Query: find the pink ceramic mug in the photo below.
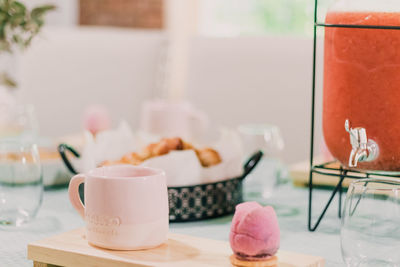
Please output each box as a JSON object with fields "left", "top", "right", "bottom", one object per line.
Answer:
{"left": 68, "top": 165, "right": 169, "bottom": 250}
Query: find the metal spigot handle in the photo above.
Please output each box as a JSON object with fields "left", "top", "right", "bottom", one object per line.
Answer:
{"left": 344, "top": 119, "right": 351, "bottom": 133}
{"left": 345, "top": 119, "right": 379, "bottom": 168}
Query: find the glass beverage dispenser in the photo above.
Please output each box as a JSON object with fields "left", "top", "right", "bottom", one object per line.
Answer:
{"left": 321, "top": 0, "right": 400, "bottom": 171}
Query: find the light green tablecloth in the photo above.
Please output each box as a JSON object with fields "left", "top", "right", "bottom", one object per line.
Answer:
{"left": 1, "top": 184, "right": 344, "bottom": 266}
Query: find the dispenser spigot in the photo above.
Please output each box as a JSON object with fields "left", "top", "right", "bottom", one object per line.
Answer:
{"left": 345, "top": 119, "right": 379, "bottom": 168}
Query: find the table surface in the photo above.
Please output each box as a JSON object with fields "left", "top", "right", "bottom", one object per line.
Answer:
{"left": 1, "top": 184, "right": 345, "bottom": 267}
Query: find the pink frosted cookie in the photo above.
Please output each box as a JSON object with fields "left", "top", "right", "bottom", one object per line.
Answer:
{"left": 229, "top": 202, "right": 280, "bottom": 267}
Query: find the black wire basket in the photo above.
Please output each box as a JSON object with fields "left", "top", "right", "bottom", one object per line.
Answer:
{"left": 58, "top": 144, "right": 263, "bottom": 222}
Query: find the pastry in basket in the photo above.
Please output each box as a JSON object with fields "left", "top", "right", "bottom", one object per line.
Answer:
{"left": 140, "top": 137, "right": 184, "bottom": 159}
{"left": 102, "top": 137, "right": 222, "bottom": 168}
{"left": 229, "top": 202, "right": 280, "bottom": 267}
{"left": 119, "top": 152, "right": 143, "bottom": 165}
{"left": 195, "top": 148, "right": 221, "bottom": 167}
{"left": 38, "top": 148, "right": 61, "bottom": 161}
{"left": 2, "top": 148, "right": 60, "bottom": 162}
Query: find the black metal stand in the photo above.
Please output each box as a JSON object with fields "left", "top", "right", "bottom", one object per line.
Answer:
{"left": 308, "top": 0, "right": 400, "bottom": 232}
{"left": 307, "top": 161, "right": 400, "bottom": 231}
{"left": 308, "top": 166, "right": 345, "bottom": 231}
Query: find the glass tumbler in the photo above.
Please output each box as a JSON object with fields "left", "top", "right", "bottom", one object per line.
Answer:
{"left": 341, "top": 178, "right": 400, "bottom": 266}
{"left": 238, "top": 124, "right": 285, "bottom": 199}
{"left": 0, "top": 141, "right": 43, "bottom": 226}
{"left": 0, "top": 104, "right": 39, "bottom": 141}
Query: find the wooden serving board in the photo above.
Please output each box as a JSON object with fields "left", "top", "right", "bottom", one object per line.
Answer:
{"left": 28, "top": 228, "right": 325, "bottom": 267}
{"left": 290, "top": 160, "right": 354, "bottom": 188}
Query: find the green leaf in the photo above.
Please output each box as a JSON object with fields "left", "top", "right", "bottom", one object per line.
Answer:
{"left": 11, "top": 33, "right": 21, "bottom": 44}
{"left": 32, "top": 17, "right": 43, "bottom": 28}
{"left": 24, "top": 22, "right": 36, "bottom": 33}
{"left": 0, "top": 12, "right": 8, "bottom": 23}
{"left": 0, "top": 1, "right": 56, "bottom": 54}
{"left": 0, "top": 40, "right": 10, "bottom": 51}
{"left": 31, "top": 5, "right": 56, "bottom": 18}
{"left": 0, "top": 23, "right": 5, "bottom": 39}
{"left": 0, "top": 71, "right": 17, "bottom": 88}
{"left": 10, "top": 1, "right": 25, "bottom": 15}
{"left": 10, "top": 13, "right": 24, "bottom": 27}
{"left": 23, "top": 34, "right": 32, "bottom": 47}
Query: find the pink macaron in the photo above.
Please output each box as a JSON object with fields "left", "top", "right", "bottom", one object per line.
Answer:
{"left": 229, "top": 202, "right": 280, "bottom": 260}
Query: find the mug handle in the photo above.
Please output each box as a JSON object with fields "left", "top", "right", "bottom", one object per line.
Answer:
{"left": 68, "top": 174, "right": 86, "bottom": 219}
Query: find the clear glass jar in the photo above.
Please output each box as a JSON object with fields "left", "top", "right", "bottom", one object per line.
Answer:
{"left": 238, "top": 124, "right": 285, "bottom": 199}
{"left": 321, "top": 0, "right": 400, "bottom": 171}
{"left": 0, "top": 103, "right": 39, "bottom": 142}
{"left": 0, "top": 141, "right": 43, "bottom": 226}
{"left": 341, "top": 178, "right": 400, "bottom": 266}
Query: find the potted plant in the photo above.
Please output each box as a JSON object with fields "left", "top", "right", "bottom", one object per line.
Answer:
{"left": 0, "top": 0, "right": 55, "bottom": 89}
{"left": 0, "top": 0, "right": 55, "bottom": 139}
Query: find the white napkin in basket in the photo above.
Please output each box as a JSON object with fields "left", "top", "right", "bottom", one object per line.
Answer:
{"left": 142, "top": 129, "right": 243, "bottom": 186}
{"left": 77, "top": 124, "right": 243, "bottom": 186}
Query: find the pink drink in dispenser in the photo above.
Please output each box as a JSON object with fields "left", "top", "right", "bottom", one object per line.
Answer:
{"left": 323, "top": 1, "right": 400, "bottom": 171}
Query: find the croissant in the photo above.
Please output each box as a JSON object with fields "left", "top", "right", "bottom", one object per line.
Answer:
{"left": 196, "top": 148, "right": 222, "bottom": 167}
{"left": 101, "top": 137, "right": 221, "bottom": 168}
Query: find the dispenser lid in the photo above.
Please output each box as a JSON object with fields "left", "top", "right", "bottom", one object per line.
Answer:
{"left": 331, "top": 0, "right": 400, "bottom": 12}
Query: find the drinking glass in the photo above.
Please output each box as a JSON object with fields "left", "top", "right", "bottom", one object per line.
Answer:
{"left": 0, "top": 141, "right": 43, "bottom": 226}
{"left": 238, "top": 124, "right": 285, "bottom": 199}
{"left": 341, "top": 178, "right": 400, "bottom": 266}
{"left": 0, "top": 104, "right": 39, "bottom": 141}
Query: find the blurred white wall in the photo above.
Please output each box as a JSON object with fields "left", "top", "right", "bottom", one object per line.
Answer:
{"left": 12, "top": 0, "right": 321, "bottom": 163}
{"left": 16, "top": 28, "right": 319, "bottom": 163}
{"left": 19, "top": 27, "right": 165, "bottom": 137}
{"left": 186, "top": 36, "right": 317, "bottom": 163}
